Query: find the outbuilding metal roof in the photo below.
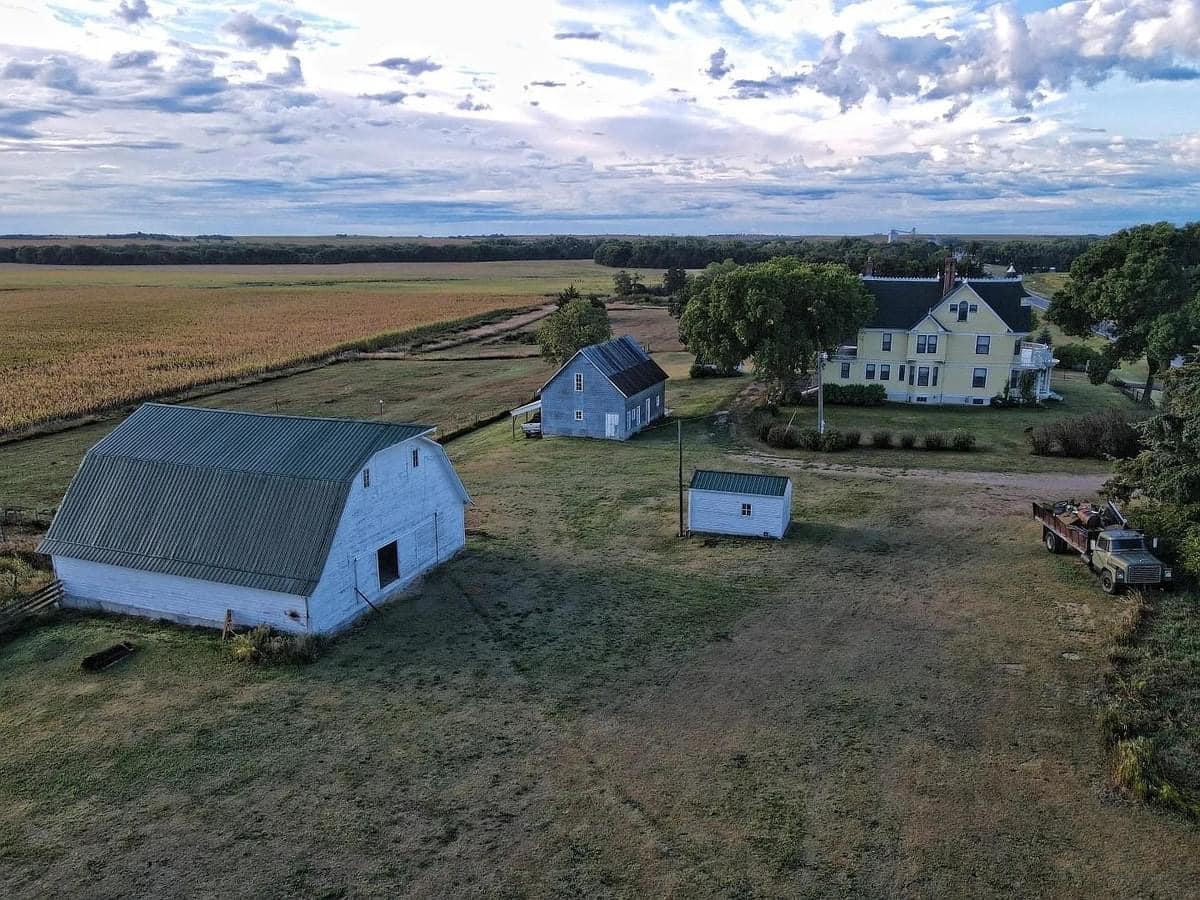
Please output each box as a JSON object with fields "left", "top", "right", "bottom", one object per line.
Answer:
{"left": 39, "top": 404, "right": 434, "bottom": 596}
{"left": 690, "top": 469, "right": 791, "bottom": 497}
{"left": 543, "top": 335, "right": 669, "bottom": 398}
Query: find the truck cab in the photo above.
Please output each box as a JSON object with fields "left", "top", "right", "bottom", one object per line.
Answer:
{"left": 1089, "top": 528, "right": 1173, "bottom": 593}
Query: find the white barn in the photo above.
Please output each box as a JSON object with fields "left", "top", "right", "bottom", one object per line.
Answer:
{"left": 39, "top": 403, "right": 470, "bottom": 635}
{"left": 688, "top": 470, "right": 792, "bottom": 540}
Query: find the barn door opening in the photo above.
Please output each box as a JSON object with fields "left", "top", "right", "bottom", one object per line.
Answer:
{"left": 605, "top": 413, "right": 619, "bottom": 438}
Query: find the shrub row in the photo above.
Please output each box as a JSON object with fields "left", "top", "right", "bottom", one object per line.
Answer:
{"left": 688, "top": 362, "right": 742, "bottom": 379}
{"left": 790, "top": 383, "right": 887, "bottom": 407}
{"left": 1028, "top": 410, "right": 1141, "bottom": 459}
{"left": 759, "top": 423, "right": 975, "bottom": 452}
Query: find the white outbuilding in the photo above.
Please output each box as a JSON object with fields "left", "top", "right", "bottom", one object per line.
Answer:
{"left": 687, "top": 469, "right": 792, "bottom": 540}
{"left": 39, "top": 403, "right": 470, "bottom": 635}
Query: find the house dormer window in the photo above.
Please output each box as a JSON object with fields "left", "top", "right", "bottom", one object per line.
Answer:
{"left": 917, "top": 335, "right": 927, "bottom": 354}
{"left": 574, "top": 372, "right": 584, "bottom": 392}
{"left": 958, "top": 303, "right": 968, "bottom": 322}
{"left": 881, "top": 333, "right": 892, "bottom": 351}
{"left": 927, "top": 335, "right": 938, "bottom": 353}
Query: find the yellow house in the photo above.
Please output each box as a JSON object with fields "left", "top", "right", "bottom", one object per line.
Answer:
{"left": 830, "top": 275, "right": 1056, "bottom": 406}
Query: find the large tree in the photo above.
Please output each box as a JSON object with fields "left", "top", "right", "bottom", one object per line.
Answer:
{"left": 536, "top": 298, "right": 612, "bottom": 366}
{"left": 1048, "top": 222, "right": 1200, "bottom": 403}
{"left": 678, "top": 257, "right": 874, "bottom": 398}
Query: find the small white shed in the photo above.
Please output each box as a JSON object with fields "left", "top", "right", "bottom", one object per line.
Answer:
{"left": 39, "top": 403, "right": 471, "bottom": 635}
{"left": 688, "top": 469, "right": 792, "bottom": 540}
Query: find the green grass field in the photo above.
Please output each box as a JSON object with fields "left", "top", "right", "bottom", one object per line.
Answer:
{"left": 760, "top": 371, "right": 1140, "bottom": 473}
{"left": 4, "top": 364, "right": 1200, "bottom": 895}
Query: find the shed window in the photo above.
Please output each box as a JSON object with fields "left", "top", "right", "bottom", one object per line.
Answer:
{"left": 411, "top": 448, "right": 420, "bottom": 468}
{"left": 377, "top": 541, "right": 399, "bottom": 588}
{"left": 881, "top": 333, "right": 892, "bottom": 351}
{"left": 575, "top": 409, "right": 584, "bottom": 421}
{"left": 574, "top": 372, "right": 584, "bottom": 392}
{"left": 880, "top": 364, "right": 890, "bottom": 380}
{"left": 973, "top": 367, "right": 988, "bottom": 388}
{"left": 840, "top": 362, "right": 851, "bottom": 379}
{"left": 865, "top": 364, "right": 876, "bottom": 380}
{"left": 741, "top": 503, "right": 752, "bottom": 517}
{"left": 976, "top": 335, "right": 991, "bottom": 354}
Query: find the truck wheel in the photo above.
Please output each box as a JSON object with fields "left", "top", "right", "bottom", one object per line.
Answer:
{"left": 1100, "top": 570, "right": 1122, "bottom": 595}
{"left": 1044, "top": 530, "right": 1060, "bottom": 553}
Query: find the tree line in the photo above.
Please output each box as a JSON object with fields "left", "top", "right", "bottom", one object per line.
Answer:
{"left": 0, "top": 236, "right": 604, "bottom": 266}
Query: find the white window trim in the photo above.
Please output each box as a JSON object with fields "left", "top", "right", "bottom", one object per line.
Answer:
{"left": 740, "top": 503, "right": 752, "bottom": 517}
{"left": 574, "top": 409, "right": 584, "bottom": 421}
{"left": 574, "top": 372, "right": 584, "bottom": 392}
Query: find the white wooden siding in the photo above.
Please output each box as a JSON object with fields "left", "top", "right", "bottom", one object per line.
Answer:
{"left": 54, "top": 557, "right": 310, "bottom": 632}
{"left": 687, "top": 484, "right": 791, "bottom": 539}
{"left": 306, "top": 436, "right": 467, "bottom": 633}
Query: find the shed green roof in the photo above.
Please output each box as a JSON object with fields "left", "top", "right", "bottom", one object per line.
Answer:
{"left": 689, "top": 469, "right": 791, "bottom": 497}
{"left": 39, "top": 404, "right": 434, "bottom": 596}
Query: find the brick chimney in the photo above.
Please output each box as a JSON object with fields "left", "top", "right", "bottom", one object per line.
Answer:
{"left": 942, "top": 257, "right": 957, "bottom": 296}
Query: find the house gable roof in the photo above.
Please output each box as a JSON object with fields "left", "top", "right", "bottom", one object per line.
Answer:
{"left": 542, "top": 335, "right": 669, "bottom": 398}
{"left": 39, "top": 404, "right": 435, "bottom": 596}
{"left": 690, "top": 469, "right": 791, "bottom": 497}
{"left": 861, "top": 277, "right": 1032, "bottom": 333}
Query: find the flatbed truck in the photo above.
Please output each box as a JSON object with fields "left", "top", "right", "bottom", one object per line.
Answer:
{"left": 1033, "top": 500, "right": 1173, "bottom": 594}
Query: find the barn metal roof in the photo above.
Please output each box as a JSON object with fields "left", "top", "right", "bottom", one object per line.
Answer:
{"left": 39, "top": 403, "right": 434, "bottom": 596}
{"left": 690, "top": 469, "right": 791, "bottom": 497}
{"left": 542, "top": 335, "right": 668, "bottom": 398}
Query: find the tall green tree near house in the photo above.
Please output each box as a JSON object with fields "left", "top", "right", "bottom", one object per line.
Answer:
{"left": 536, "top": 298, "right": 612, "bottom": 367}
{"left": 678, "top": 257, "right": 874, "bottom": 399}
{"left": 1048, "top": 222, "right": 1200, "bottom": 404}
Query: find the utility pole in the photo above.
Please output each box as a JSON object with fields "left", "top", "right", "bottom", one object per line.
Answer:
{"left": 816, "top": 350, "right": 828, "bottom": 435}
{"left": 677, "top": 418, "right": 684, "bottom": 538}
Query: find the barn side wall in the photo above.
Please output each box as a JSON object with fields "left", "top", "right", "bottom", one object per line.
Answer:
{"left": 53, "top": 558, "right": 310, "bottom": 632}
{"left": 307, "top": 436, "right": 468, "bottom": 634}
{"left": 541, "top": 356, "right": 627, "bottom": 439}
{"left": 688, "top": 490, "right": 789, "bottom": 539}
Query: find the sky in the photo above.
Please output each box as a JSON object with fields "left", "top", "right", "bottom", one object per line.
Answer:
{"left": 0, "top": 0, "right": 1198, "bottom": 236}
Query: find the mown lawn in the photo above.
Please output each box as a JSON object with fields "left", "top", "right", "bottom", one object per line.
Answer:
{"left": 3, "top": 370, "right": 1200, "bottom": 896}
{"left": 762, "top": 371, "right": 1140, "bottom": 473}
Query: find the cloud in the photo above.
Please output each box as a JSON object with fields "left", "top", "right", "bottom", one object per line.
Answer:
{"left": 265, "top": 56, "right": 304, "bottom": 88}
{"left": 705, "top": 48, "right": 732, "bottom": 80}
{"left": 554, "top": 31, "right": 602, "bottom": 41}
{"left": 110, "top": 50, "right": 158, "bottom": 69}
{"left": 221, "top": 12, "right": 303, "bottom": 50}
{"left": 371, "top": 57, "right": 441, "bottom": 76}
{"left": 0, "top": 106, "right": 65, "bottom": 139}
{"left": 359, "top": 90, "right": 419, "bottom": 105}
{"left": 528, "top": 80, "right": 566, "bottom": 88}
{"left": 2, "top": 56, "right": 95, "bottom": 95}
{"left": 456, "top": 94, "right": 490, "bottom": 111}
{"left": 114, "top": 0, "right": 151, "bottom": 26}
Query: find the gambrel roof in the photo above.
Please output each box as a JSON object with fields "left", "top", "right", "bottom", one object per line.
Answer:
{"left": 861, "top": 277, "right": 1033, "bottom": 333}
{"left": 542, "top": 335, "right": 669, "bottom": 397}
{"left": 39, "top": 404, "right": 436, "bottom": 596}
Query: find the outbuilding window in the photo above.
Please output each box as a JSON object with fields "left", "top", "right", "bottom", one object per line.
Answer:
{"left": 377, "top": 541, "right": 399, "bottom": 588}
{"left": 411, "top": 448, "right": 420, "bottom": 468}
{"left": 574, "top": 372, "right": 584, "bottom": 392}
{"left": 741, "top": 503, "right": 752, "bottom": 517}
{"left": 575, "top": 409, "right": 584, "bottom": 421}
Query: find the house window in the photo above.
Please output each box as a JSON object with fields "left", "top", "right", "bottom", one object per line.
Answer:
{"left": 575, "top": 409, "right": 584, "bottom": 421}
{"left": 949, "top": 303, "right": 958, "bottom": 313}
{"left": 377, "top": 541, "right": 399, "bottom": 588}
{"left": 362, "top": 468, "right": 370, "bottom": 488}
{"left": 1010, "top": 369, "right": 1022, "bottom": 388}
{"left": 840, "top": 362, "right": 851, "bottom": 379}
{"left": 865, "top": 364, "right": 876, "bottom": 380}
{"left": 969, "top": 304, "right": 978, "bottom": 313}
{"left": 898, "top": 365, "right": 905, "bottom": 382}
{"left": 574, "top": 372, "right": 584, "bottom": 392}
{"left": 927, "top": 335, "right": 938, "bottom": 354}
{"left": 958, "top": 304, "right": 968, "bottom": 322}
{"left": 880, "top": 364, "right": 890, "bottom": 380}
{"left": 916, "top": 334, "right": 927, "bottom": 354}
{"left": 932, "top": 366, "right": 939, "bottom": 386}
{"left": 1014, "top": 339, "right": 1023, "bottom": 355}
{"left": 973, "top": 367, "right": 987, "bottom": 388}
{"left": 411, "top": 448, "right": 420, "bottom": 468}
{"left": 908, "top": 366, "right": 915, "bottom": 385}
{"left": 917, "top": 366, "right": 930, "bottom": 386}
{"left": 741, "top": 503, "right": 752, "bottom": 517}
{"left": 976, "top": 335, "right": 991, "bottom": 354}
{"left": 881, "top": 333, "right": 892, "bottom": 351}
